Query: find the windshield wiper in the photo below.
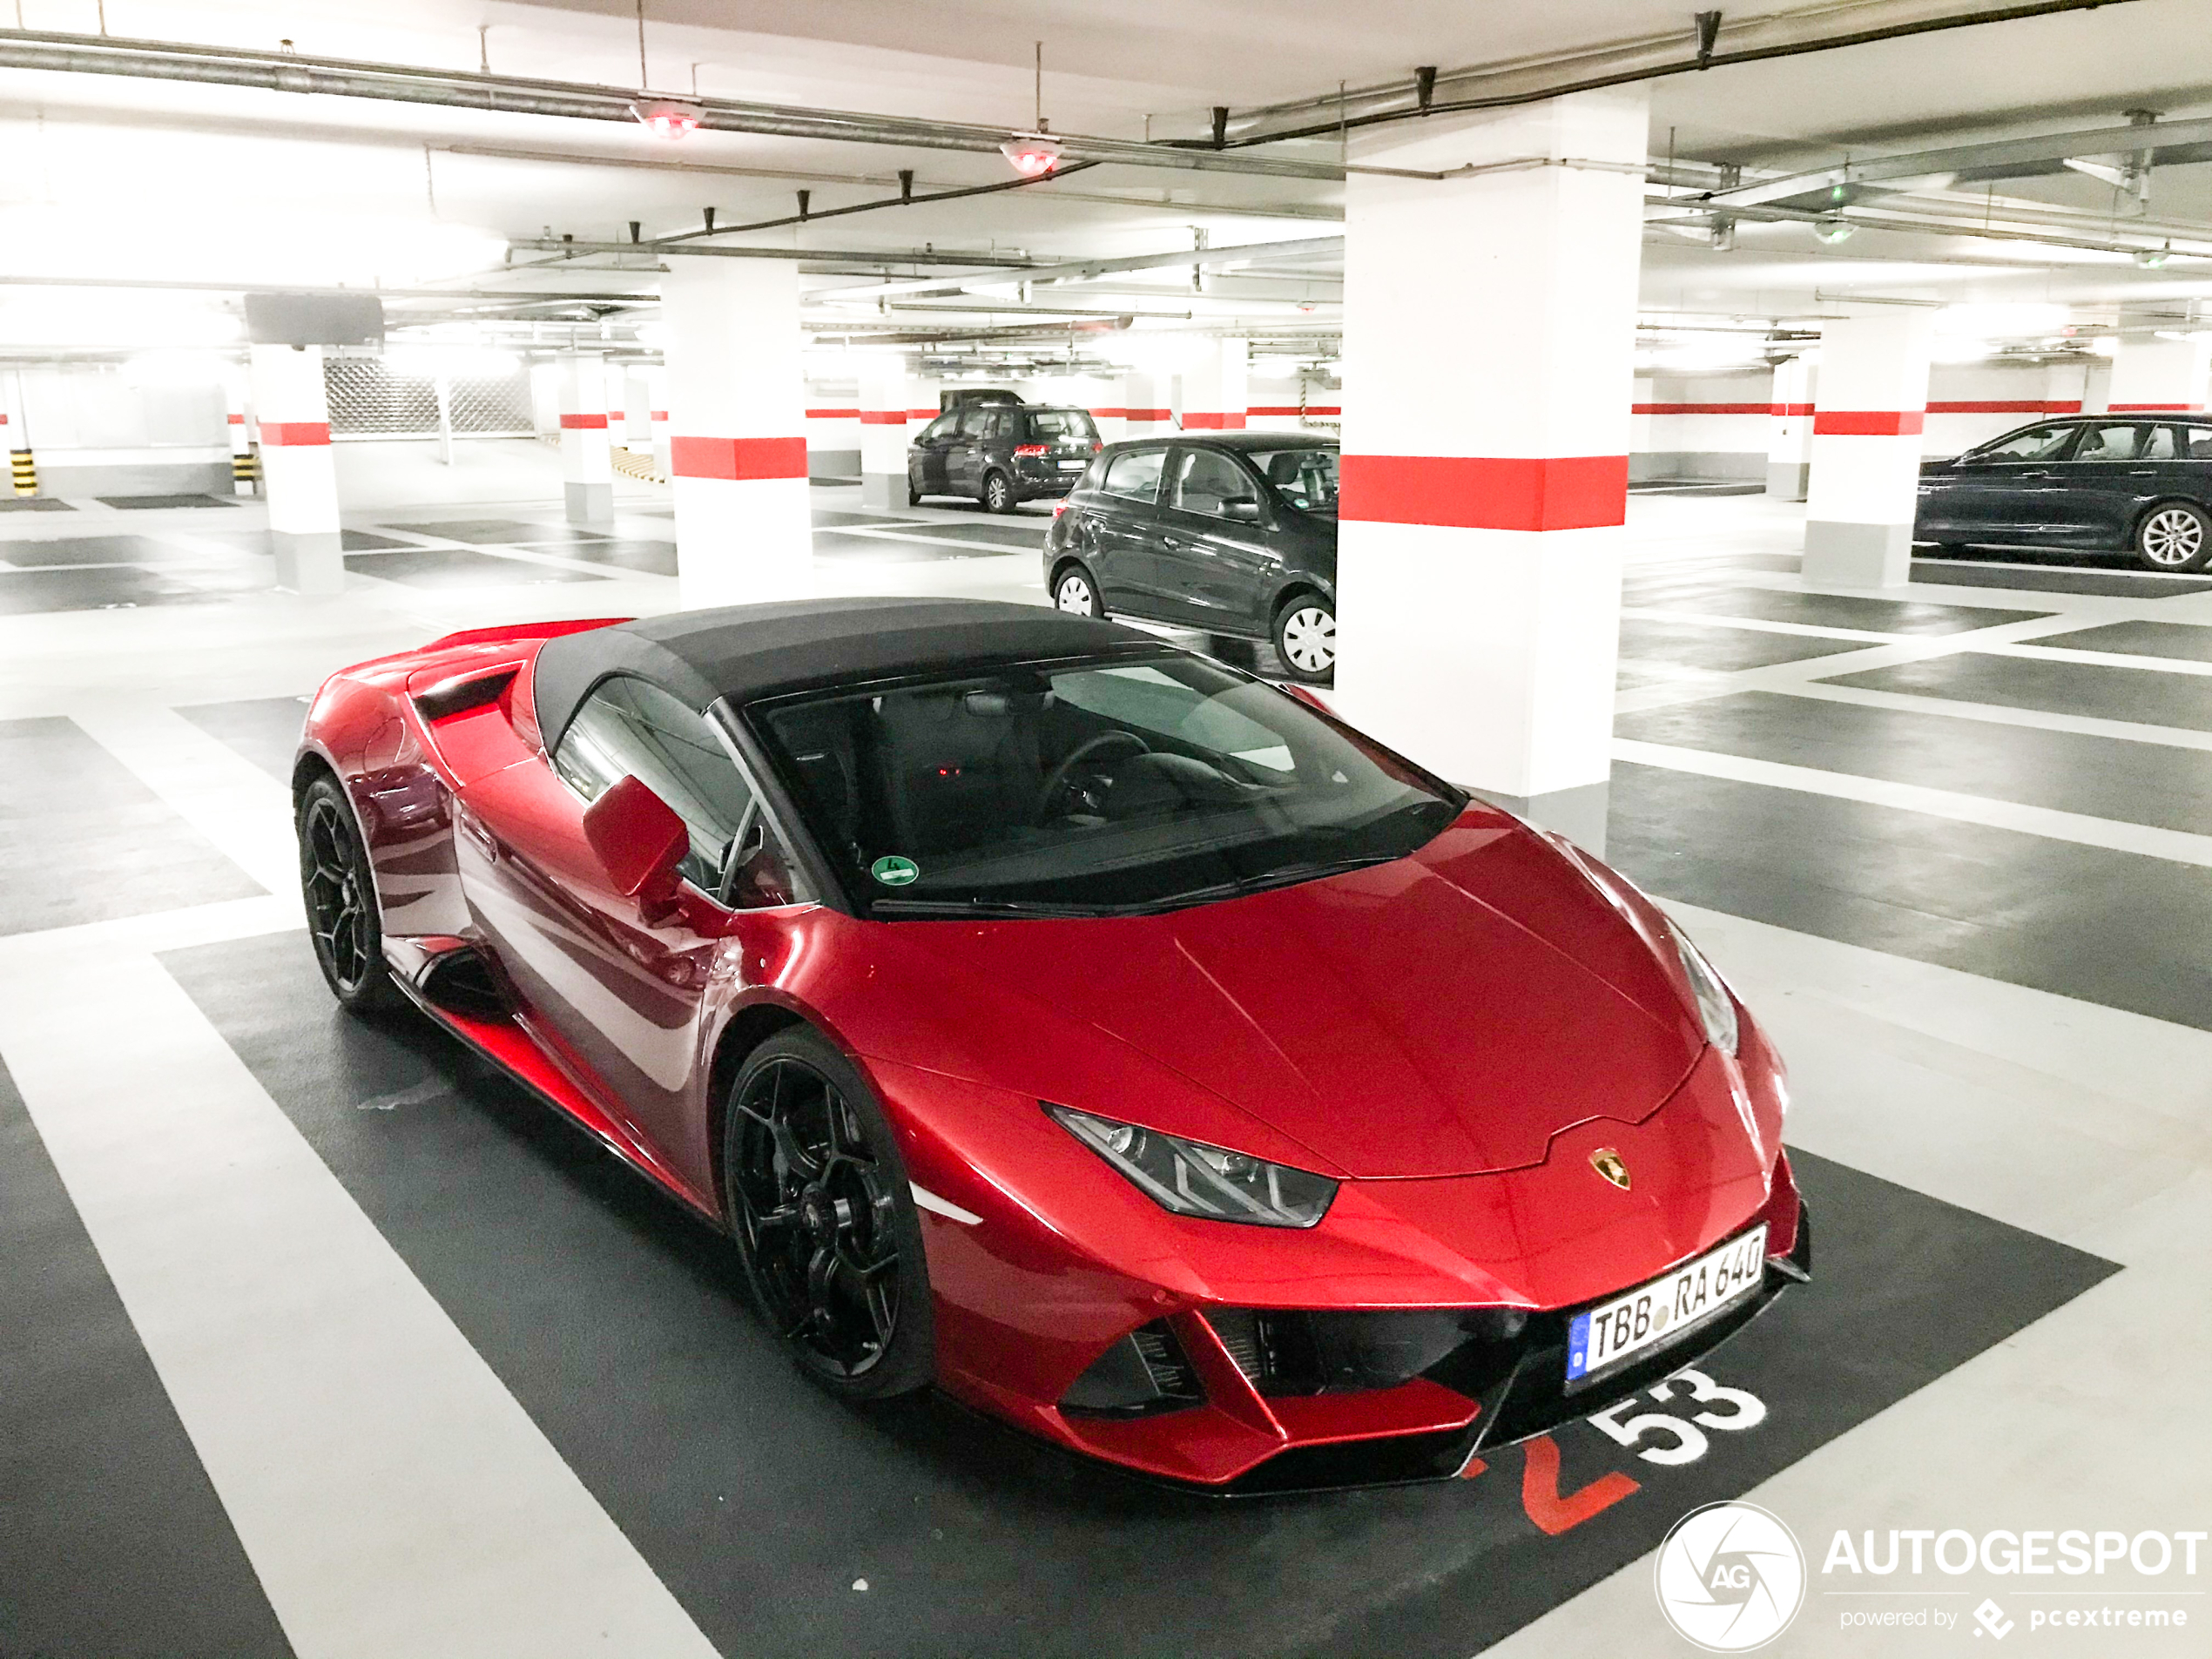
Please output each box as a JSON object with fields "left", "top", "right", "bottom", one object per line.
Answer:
{"left": 1145, "top": 853, "right": 1399, "bottom": 911}
{"left": 870, "top": 896, "right": 1110, "bottom": 919}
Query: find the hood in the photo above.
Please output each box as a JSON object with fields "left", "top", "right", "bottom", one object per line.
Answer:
{"left": 870, "top": 814, "right": 1707, "bottom": 1179}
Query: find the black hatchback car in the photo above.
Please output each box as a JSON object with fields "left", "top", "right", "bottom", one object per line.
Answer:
{"left": 1916, "top": 414, "right": 2212, "bottom": 570}
{"left": 1042, "top": 433, "right": 1339, "bottom": 681}
{"left": 907, "top": 405, "right": 1102, "bottom": 512}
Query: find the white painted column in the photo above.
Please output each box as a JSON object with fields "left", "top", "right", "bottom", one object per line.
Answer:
{"left": 1335, "top": 87, "right": 1647, "bottom": 853}
{"left": 2109, "top": 308, "right": 2210, "bottom": 414}
{"left": 1181, "top": 338, "right": 1250, "bottom": 430}
{"left": 647, "top": 368, "right": 671, "bottom": 479}
{"left": 1803, "top": 311, "right": 1934, "bottom": 588}
{"left": 664, "top": 260, "right": 811, "bottom": 608}
{"left": 219, "top": 365, "right": 257, "bottom": 496}
{"left": 1765, "top": 353, "right": 1818, "bottom": 500}
{"left": 1121, "top": 372, "right": 1170, "bottom": 440}
{"left": 248, "top": 344, "right": 343, "bottom": 596}
{"left": 857, "top": 354, "right": 910, "bottom": 509}
{"left": 557, "top": 352, "right": 614, "bottom": 525}
{"left": 620, "top": 366, "right": 654, "bottom": 455}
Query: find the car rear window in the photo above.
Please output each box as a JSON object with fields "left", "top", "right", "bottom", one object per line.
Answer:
{"left": 1026, "top": 409, "right": 1099, "bottom": 443}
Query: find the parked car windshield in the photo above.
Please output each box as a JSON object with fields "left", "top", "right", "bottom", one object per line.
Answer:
{"left": 1250, "top": 445, "right": 1339, "bottom": 514}
{"left": 1027, "top": 409, "right": 1100, "bottom": 443}
{"left": 753, "top": 653, "right": 1463, "bottom": 917}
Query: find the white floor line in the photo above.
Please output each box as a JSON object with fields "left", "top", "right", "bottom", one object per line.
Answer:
{"left": 0, "top": 939, "right": 721, "bottom": 1659}
{"left": 70, "top": 702, "right": 304, "bottom": 898}
{"left": 1621, "top": 606, "right": 1904, "bottom": 644}
{"left": 1759, "top": 678, "right": 2212, "bottom": 752}
{"left": 1613, "top": 737, "right": 2212, "bottom": 867}
{"left": 1986, "top": 639, "right": 2212, "bottom": 677}
{"left": 1484, "top": 903, "right": 2212, "bottom": 1659}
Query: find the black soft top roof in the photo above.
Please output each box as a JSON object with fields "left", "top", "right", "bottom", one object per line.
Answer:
{"left": 532, "top": 597, "right": 1146, "bottom": 750}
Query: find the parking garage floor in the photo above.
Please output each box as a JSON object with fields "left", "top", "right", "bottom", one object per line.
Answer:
{"left": 3, "top": 453, "right": 2205, "bottom": 1657}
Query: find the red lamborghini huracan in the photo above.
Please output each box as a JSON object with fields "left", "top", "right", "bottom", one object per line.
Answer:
{"left": 294, "top": 597, "right": 1807, "bottom": 1491}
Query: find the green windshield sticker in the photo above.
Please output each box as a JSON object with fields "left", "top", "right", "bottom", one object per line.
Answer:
{"left": 870, "top": 855, "right": 920, "bottom": 887}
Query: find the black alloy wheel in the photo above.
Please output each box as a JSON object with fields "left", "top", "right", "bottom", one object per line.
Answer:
{"left": 982, "top": 470, "right": 1015, "bottom": 514}
{"left": 2135, "top": 502, "right": 2211, "bottom": 572}
{"left": 298, "top": 775, "right": 394, "bottom": 1009}
{"left": 723, "top": 1028, "right": 934, "bottom": 1399}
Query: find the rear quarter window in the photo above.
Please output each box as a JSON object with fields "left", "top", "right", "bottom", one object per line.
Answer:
{"left": 1027, "top": 409, "right": 1099, "bottom": 443}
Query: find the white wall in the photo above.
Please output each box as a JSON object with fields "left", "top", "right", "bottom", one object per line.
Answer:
{"left": 16, "top": 362, "right": 230, "bottom": 495}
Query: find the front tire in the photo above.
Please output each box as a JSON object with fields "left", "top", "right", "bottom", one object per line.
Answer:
{"left": 2135, "top": 502, "right": 2210, "bottom": 571}
{"left": 1271, "top": 595, "right": 1337, "bottom": 683}
{"left": 722, "top": 1028, "right": 935, "bottom": 1400}
{"left": 297, "top": 774, "right": 395, "bottom": 1010}
{"left": 982, "top": 470, "right": 1015, "bottom": 514}
{"left": 907, "top": 480, "right": 922, "bottom": 507}
{"left": 1054, "top": 563, "right": 1104, "bottom": 617}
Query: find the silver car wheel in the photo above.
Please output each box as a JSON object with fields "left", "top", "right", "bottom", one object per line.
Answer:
{"left": 2141, "top": 508, "right": 2204, "bottom": 567}
{"left": 1055, "top": 573, "right": 1096, "bottom": 615}
{"left": 1279, "top": 605, "right": 1335, "bottom": 674}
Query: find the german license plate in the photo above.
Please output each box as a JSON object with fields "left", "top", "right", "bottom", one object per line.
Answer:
{"left": 1058, "top": 459, "right": 1086, "bottom": 470}
{"left": 1567, "top": 1225, "right": 1766, "bottom": 1384}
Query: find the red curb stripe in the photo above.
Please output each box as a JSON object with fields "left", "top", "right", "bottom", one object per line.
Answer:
{"left": 259, "top": 421, "right": 332, "bottom": 447}
{"left": 670, "top": 435, "right": 808, "bottom": 481}
{"left": 1340, "top": 454, "right": 1628, "bottom": 531}
{"left": 1813, "top": 410, "right": 1925, "bottom": 436}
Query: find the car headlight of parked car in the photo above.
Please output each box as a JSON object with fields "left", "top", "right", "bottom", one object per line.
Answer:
{"left": 1671, "top": 929, "right": 1740, "bottom": 1056}
{"left": 1048, "top": 1105, "right": 1336, "bottom": 1228}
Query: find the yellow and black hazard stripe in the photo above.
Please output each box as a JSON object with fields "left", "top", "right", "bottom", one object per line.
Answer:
{"left": 233, "top": 448, "right": 261, "bottom": 485}
{"left": 9, "top": 449, "right": 35, "bottom": 496}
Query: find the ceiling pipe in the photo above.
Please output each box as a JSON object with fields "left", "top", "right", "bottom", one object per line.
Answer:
{"left": 507, "top": 239, "right": 1042, "bottom": 270}
{"left": 802, "top": 233, "right": 1348, "bottom": 303}
{"left": 0, "top": 28, "right": 1352, "bottom": 180}
{"left": 1186, "top": 0, "right": 2137, "bottom": 150}
{"left": 651, "top": 159, "right": 1101, "bottom": 247}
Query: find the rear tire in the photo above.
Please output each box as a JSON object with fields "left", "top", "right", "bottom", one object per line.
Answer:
{"left": 982, "top": 470, "right": 1015, "bottom": 514}
{"left": 1271, "top": 594, "right": 1337, "bottom": 683}
{"left": 907, "top": 481, "right": 922, "bottom": 507}
{"left": 1053, "top": 564, "right": 1105, "bottom": 617}
{"left": 721, "top": 1028, "right": 935, "bottom": 1401}
{"left": 2135, "top": 502, "right": 2210, "bottom": 572}
{"left": 297, "top": 774, "right": 395, "bottom": 1011}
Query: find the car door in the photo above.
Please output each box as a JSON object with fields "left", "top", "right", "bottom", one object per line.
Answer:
{"left": 909, "top": 412, "right": 958, "bottom": 495}
{"left": 1079, "top": 445, "right": 1170, "bottom": 613}
{"left": 2060, "top": 421, "right": 2169, "bottom": 548}
{"left": 1924, "top": 421, "right": 2083, "bottom": 543}
{"left": 946, "top": 408, "right": 1001, "bottom": 498}
{"left": 1154, "top": 445, "right": 1280, "bottom": 631}
{"left": 454, "top": 674, "right": 777, "bottom": 1197}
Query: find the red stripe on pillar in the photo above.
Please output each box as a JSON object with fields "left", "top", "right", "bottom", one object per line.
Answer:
{"left": 1635, "top": 401, "right": 1778, "bottom": 415}
{"left": 857, "top": 410, "right": 907, "bottom": 425}
{"left": 1776, "top": 402, "right": 1815, "bottom": 417}
{"left": 2107, "top": 401, "right": 2206, "bottom": 412}
{"left": 670, "top": 435, "right": 808, "bottom": 481}
{"left": 259, "top": 421, "right": 332, "bottom": 447}
{"left": 1182, "top": 412, "right": 1248, "bottom": 429}
{"left": 1812, "top": 410, "right": 1925, "bottom": 436}
{"left": 1925, "top": 400, "right": 2054, "bottom": 414}
{"left": 1247, "top": 405, "right": 1341, "bottom": 416}
{"left": 1123, "top": 408, "right": 1171, "bottom": 422}
{"left": 558, "top": 412, "right": 608, "bottom": 429}
{"left": 226, "top": 412, "right": 246, "bottom": 425}
{"left": 1340, "top": 455, "right": 1629, "bottom": 532}
{"left": 650, "top": 410, "right": 668, "bottom": 421}
{"left": 805, "top": 408, "right": 860, "bottom": 420}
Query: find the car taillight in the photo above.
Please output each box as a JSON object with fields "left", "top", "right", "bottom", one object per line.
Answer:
{"left": 1052, "top": 499, "right": 1069, "bottom": 516}
{"left": 1092, "top": 442, "right": 1103, "bottom": 451}
{"left": 1014, "top": 443, "right": 1049, "bottom": 457}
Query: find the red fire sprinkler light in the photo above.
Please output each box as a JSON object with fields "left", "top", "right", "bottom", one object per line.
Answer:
{"left": 999, "top": 134, "right": 1063, "bottom": 177}
{"left": 631, "top": 98, "right": 704, "bottom": 140}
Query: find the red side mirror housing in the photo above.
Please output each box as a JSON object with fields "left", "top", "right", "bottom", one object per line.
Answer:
{"left": 583, "top": 774, "right": 689, "bottom": 919}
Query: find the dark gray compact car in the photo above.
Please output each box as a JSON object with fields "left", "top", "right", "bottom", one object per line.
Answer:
{"left": 1042, "top": 435, "right": 1340, "bottom": 681}
{"left": 1916, "top": 415, "right": 2212, "bottom": 570}
{"left": 907, "top": 405, "right": 1102, "bottom": 512}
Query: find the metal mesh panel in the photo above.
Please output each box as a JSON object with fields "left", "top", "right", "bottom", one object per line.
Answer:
{"left": 323, "top": 360, "right": 533, "bottom": 439}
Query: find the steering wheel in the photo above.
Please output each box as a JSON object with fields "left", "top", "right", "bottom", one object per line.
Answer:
{"left": 1035, "top": 731, "right": 1150, "bottom": 822}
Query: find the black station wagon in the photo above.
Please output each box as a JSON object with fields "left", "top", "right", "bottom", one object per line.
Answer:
{"left": 1916, "top": 415, "right": 2212, "bottom": 571}
{"left": 1042, "top": 434, "right": 1340, "bottom": 682}
{"left": 907, "top": 404, "right": 1102, "bottom": 512}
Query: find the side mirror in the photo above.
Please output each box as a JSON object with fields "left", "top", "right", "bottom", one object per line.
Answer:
{"left": 583, "top": 774, "right": 688, "bottom": 921}
{"left": 1223, "top": 497, "right": 1263, "bottom": 523}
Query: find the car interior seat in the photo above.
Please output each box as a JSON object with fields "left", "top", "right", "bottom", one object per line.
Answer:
{"left": 875, "top": 689, "right": 1046, "bottom": 856}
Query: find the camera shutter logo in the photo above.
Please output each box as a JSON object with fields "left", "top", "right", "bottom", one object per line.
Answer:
{"left": 1653, "top": 1501, "right": 1806, "bottom": 1651}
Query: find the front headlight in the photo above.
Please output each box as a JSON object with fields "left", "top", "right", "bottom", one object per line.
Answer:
{"left": 1671, "top": 928, "right": 1740, "bottom": 1056}
{"left": 1048, "top": 1105, "right": 1336, "bottom": 1229}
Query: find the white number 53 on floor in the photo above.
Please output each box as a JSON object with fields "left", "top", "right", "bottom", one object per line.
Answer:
{"left": 1585, "top": 1368, "right": 1769, "bottom": 1467}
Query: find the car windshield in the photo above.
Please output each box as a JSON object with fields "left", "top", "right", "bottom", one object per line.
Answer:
{"left": 753, "top": 652, "right": 1463, "bottom": 917}
{"left": 1028, "top": 409, "right": 1099, "bottom": 443}
{"left": 1251, "top": 446, "right": 1339, "bottom": 513}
